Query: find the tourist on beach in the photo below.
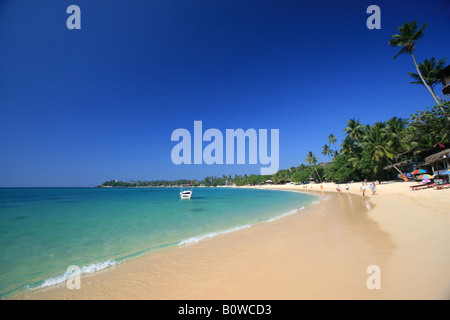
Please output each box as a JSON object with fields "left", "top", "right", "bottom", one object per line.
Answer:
{"left": 336, "top": 185, "right": 341, "bottom": 193}
{"left": 345, "top": 184, "right": 349, "bottom": 192}
{"left": 360, "top": 182, "right": 366, "bottom": 197}
{"left": 371, "top": 181, "right": 377, "bottom": 195}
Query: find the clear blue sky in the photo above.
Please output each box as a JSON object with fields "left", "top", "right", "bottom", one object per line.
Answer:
{"left": 1, "top": 0, "right": 449, "bottom": 187}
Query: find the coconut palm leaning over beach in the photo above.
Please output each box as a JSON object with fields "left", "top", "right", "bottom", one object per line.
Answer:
{"left": 389, "top": 21, "right": 449, "bottom": 120}
{"left": 407, "top": 57, "right": 447, "bottom": 104}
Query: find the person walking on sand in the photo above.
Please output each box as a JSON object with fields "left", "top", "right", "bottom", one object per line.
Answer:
{"left": 336, "top": 184, "right": 341, "bottom": 193}
{"left": 371, "top": 181, "right": 377, "bottom": 195}
{"left": 345, "top": 184, "right": 349, "bottom": 192}
{"left": 360, "top": 182, "right": 366, "bottom": 197}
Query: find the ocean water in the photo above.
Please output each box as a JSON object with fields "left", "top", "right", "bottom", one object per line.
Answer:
{"left": 0, "top": 187, "right": 319, "bottom": 298}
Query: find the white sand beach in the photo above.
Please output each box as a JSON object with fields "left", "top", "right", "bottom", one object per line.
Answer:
{"left": 17, "top": 181, "right": 450, "bottom": 300}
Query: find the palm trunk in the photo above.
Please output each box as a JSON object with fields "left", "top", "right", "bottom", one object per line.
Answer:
{"left": 392, "top": 164, "right": 403, "bottom": 175}
{"left": 411, "top": 53, "right": 440, "bottom": 104}
{"left": 313, "top": 166, "right": 322, "bottom": 183}
{"left": 430, "top": 86, "right": 445, "bottom": 104}
{"left": 385, "top": 156, "right": 404, "bottom": 175}
{"left": 411, "top": 53, "right": 450, "bottom": 120}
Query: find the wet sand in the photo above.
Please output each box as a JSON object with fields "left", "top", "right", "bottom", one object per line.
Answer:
{"left": 16, "top": 182, "right": 450, "bottom": 299}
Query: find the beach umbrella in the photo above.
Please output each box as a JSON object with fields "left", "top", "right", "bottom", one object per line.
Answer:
{"left": 417, "top": 174, "right": 434, "bottom": 180}
{"left": 442, "top": 169, "right": 450, "bottom": 175}
{"left": 411, "top": 169, "right": 427, "bottom": 174}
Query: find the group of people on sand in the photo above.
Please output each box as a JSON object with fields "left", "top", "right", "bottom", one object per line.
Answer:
{"left": 335, "top": 179, "right": 377, "bottom": 197}
{"left": 360, "top": 179, "right": 377, "bottom": 197}
{"left": 335, "top": 184, "right": 349, "bottom": 193}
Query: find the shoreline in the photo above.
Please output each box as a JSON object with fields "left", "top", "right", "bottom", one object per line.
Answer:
{"left": 14, "top": 181, "right": 450, "bottom": 299}
{"left": 239, "top": 182, "right": 450, "bottom": 299}
{"left": 12, "top": 188, "right": 323, "bottom": 300}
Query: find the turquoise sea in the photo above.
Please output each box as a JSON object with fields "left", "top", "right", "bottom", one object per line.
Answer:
{"left": 0, "top": 187, "right": 318, "bottom": 298}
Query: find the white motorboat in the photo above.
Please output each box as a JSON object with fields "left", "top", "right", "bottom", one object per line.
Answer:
{"left": 180, "top": 189, "right": 193, "bottom": 199}
{"left": 180, "top": 183, "right": 193, "bottom": 199}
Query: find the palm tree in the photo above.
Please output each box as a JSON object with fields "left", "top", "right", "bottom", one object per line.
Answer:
{"left": 340, "top": 136, "right": 359, "bottom": 157}
{"left": 344, "top": 118, "right": 365, "bottom": 143}
{"left": 408, "top": 57, "right": 447, "bottom": 103}
{"left": 389, "top": 21, "right": 449, "bottom": 119}
{"left": 386, "top": 117, "right": 408, "bottom": 153}
{"left": 321, "top": 144, "right": 333, "bottom": 160}
{"left": 272, "top": 169, "right": 290, "bottom": 184}
{"left": 363, "top": 124, "right": 402, "bottom": 175}
{"left": 305, "top": 151, "right": 322, "bottom": 182}
{"left": 327, "top": 134, "right": 338, "bottom": 155}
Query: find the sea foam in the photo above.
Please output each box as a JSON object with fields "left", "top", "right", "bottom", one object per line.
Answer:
{"left": 178, "top": 224, "right": 253, "bottom": 246}
{"left": 266, "top": 207, "right": 305, "bottom": 222}
{"left": 178, "top": 205, "right": 309, "bottom": 246}
{"left": 26, "top": 259, "right": 118, "bottom": 291}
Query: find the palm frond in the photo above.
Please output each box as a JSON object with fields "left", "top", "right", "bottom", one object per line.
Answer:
{"left": 412, "top": 22, "right": 427, "bottom": 41}
{"left": 390, "top": 21, "right": 427, "bottom": 60}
